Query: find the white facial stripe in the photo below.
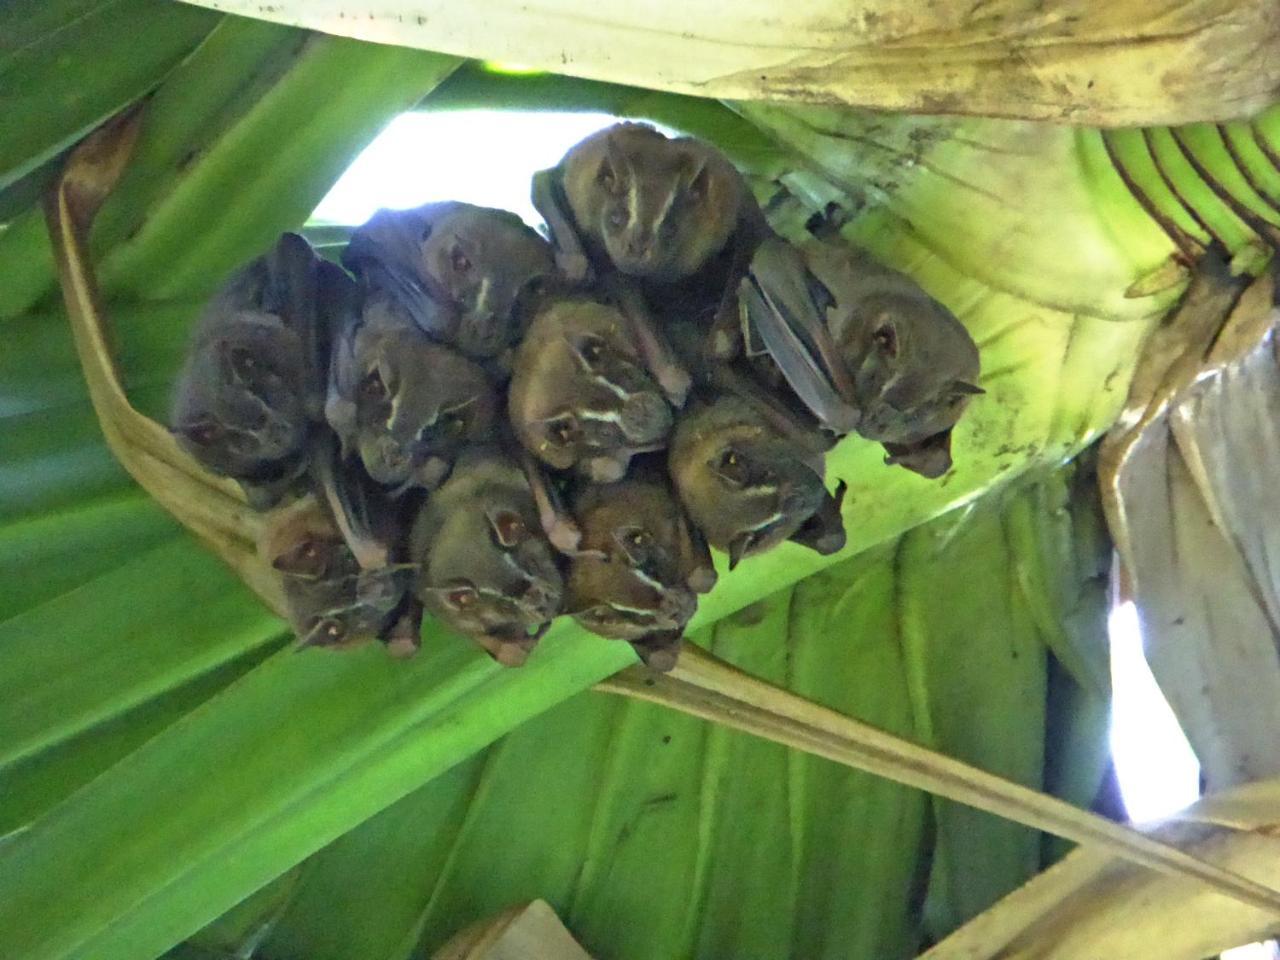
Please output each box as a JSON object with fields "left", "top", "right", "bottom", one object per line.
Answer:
{"left": 577, "top": 408, "right": 626, "bottom": 426}
{"left": 606, "top": 602, "right": 661, "bottom": 619}
{"left": 628, "top": 178, "right": 640, "bottom": 231}
{"left": 749, "top": 511, "right": 784, "bottom": 534}
{"left": 629, "top": 566, "right": 667, "bottom": 595}
{"left": 474, "top": 275, "right": 492, "bottom": 317}
{"left": 591, "top": 372, "right": 632, "bottom": 400}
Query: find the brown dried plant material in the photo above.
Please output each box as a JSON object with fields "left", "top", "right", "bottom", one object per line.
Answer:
{"left": 175, "top": 0, "right": 1279, "bottom": 126}
{"left": 1100, "top": 255, "right": 1280, "bottom": 790}
{"left": 432, "top": 900, "right": 592, "bottom": 960}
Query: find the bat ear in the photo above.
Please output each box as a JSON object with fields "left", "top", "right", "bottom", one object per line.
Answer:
{"left": 565, "top": 331, "right": 606, "bottom": 368}
{"left": 486, "top": 508, "right": 530, "bottom": 548}
{"left": 952, "top": 380, "right": 984, "bottom": 396}
{"left": 727, "top": 531, "right": 758, "bottom": 571}
{"left": 298, "top": 617, "right": 347, "bottom": 650}
{"left": 427, "top": 582, "right": 479, "bottom": 612}
{"left": 613, "top": 526, "right": 652, "bottom": 566}
{"left": 173, "top": 419, "right": 222, "bottom": 447}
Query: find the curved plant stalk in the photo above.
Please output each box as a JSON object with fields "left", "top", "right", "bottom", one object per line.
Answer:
{"left": 43, "top": 107, "right": 283, "bottom": 613}
{"left": 171, "top": 0, "right": 1280, "bottom": 126}
{"left": 923, "top": 777, "right": 1280, "bottom": 960}
{"left": 600, "top": 646, "right": 1280, "bottom": 916}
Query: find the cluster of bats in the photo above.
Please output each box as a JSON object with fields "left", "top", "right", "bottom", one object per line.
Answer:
{"left": 170, "top": 122, "right": 982, "bottom": 670}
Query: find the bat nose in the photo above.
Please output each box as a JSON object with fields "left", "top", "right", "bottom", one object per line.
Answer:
{"left": 660, "top": 586, "right": 696, "bottom": 625}
{"left": 378, "top": 437, "right": 409, "bottom": 469}
{"left": 523, "top": 580, "right": 560, "bottom": 616}
{"left": 625, "top": 231, "right": 653, "bottom": 260}
{"left": 780, "top": 485, "right": 817, "bottom": 516}
{"left": 618, "top": 392, "right": 672, "bottom": 443}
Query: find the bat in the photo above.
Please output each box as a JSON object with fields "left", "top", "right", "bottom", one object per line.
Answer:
{"left": 565, "top": 472, "right": 715, "bottom": 670}
{"left": 532, "top": 121, "right": 768, "bottom": 359}
{"left": 508, "top": 295, "right": 674, "bottom": 483}
{"left": 740, "top": 236, "right": 982, "bottom": 478}
{"left": 342, "top": 201, "right": 556, "bottom": 361}
{"left": 171, "top": 232, "right": 350, "bottom": 508}
{"left": 261, "top": 494, "right": 419, "bottom": 657}
{"left": 668, "top": 392, "right": 847, "bottom": 570}
{"left": 410, "top": 446, "right": 564, "bottom": 666}
{"left": 325, "top": 291, "right": 499, "bottom": 495}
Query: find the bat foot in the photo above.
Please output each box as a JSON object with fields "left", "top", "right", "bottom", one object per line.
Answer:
{"left": 686, "top": 565, "right": 718, "bottom": 594}
{"left": 384, "top": 634, "right": 420, "bottom": 659}
{"left": 584, "top": 456, "right": 627, "bottom": 484}
{"left": 483, "top": 637, "right": 532, "bottom": 667}
{"left": 630, "top": 632, "right": 682, "bottom": 672}
{"left": 658, "top": 366, "right": 692, "bottom": 409}
{"left": 557, "top": 252, "right": 592, "bottom": 286}
{"left": 547, "top": 517, "right": 584, "bottom": 555}
{"left": 383, "top": 610, "right": 422, "bottom": 659}
{"left": 708, "top": 327, "right": 739, "bottom": 361}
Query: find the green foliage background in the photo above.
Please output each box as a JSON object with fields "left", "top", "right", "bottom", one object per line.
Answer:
{"left": 2, "top": 3, "right": 1277, "bottom": 958}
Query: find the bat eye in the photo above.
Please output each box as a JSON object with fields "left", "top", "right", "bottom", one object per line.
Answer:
{"left": 359, "top": 371, "right": 388, "bottom": 403}
{"left": 546, "top": 413, "right": 578, "bottom": 446}
{"left": 488, "top": 509, "right": 529, "bottom": 548}
{"left": 450, "top": 246, "right": 471, "bottom": 273}
{"left": 313, "top": 618, "right": 345, "bottom": 644}
{"left": 569, "top": 333, "right": 607, "bottom": 368}
{"left": 608, "top": 208, "right": 627, "bottom": 230}
{"left": 229, "top": 347, "right": 260, "bottom": 380}
{"left": 715, "top": 448, "right": 750, "bottom": 487}
{"left": 873, "top": 323, "right": 898, "bottom": 358}
{"left": 588, "top": 606, "right": 620, "bottom": 625}
{"left": 625, "top": 529, "right": 650, "bottom": 548}
{"left": 180, "top": 421, "right": 223, "bottom": 447}
{"left": 446, "top": 586, "right": 478, "bottom": 609}
{"left": 443, "top": 412, "right": 467, "bottom": 435}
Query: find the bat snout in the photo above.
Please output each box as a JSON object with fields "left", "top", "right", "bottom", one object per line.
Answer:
{"left": 618, "top": 392, "right": 673, "bottom": 444}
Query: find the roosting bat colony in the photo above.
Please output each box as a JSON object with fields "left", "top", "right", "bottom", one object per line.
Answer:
{"left": 170, "top": 122, "right": 983, "bottom": 671}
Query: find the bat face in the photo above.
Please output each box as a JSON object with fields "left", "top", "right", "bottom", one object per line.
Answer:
{"left": 799, "top": 240, "right": 982, "bottom": 476}
{"left": 509, "top": 298, "right": 673, "bottom": 480}
{"left": 419, "top": 205, "right": 555, "bottom": 357}
{"left": 836, "top": 291, "right": 982, "bottom": 448}
{"left": 174, "top": 328, "right": 310, "bottom": 477}
{"left": 669, "top": 396, "right": 835, "bottom": 569}
{"left": 562, "top": 123, "right": 742, "bottom": 283}
{"left": 172, "top": 240, "right": 324, "bottom": 487}
{"left": 412, "top": 451, "right": 564, "bottom": 663}
{"left": 567, "top": 480, "right": 698, "bottom": 642}
{"left": 330, "top": 306, "right": 499, "bottom": 492}
{"left": 343, "top": 202, "right": 554, "bottom": 359}
{"left": 262, "top": 498, "right": 409, "bottom": 650}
